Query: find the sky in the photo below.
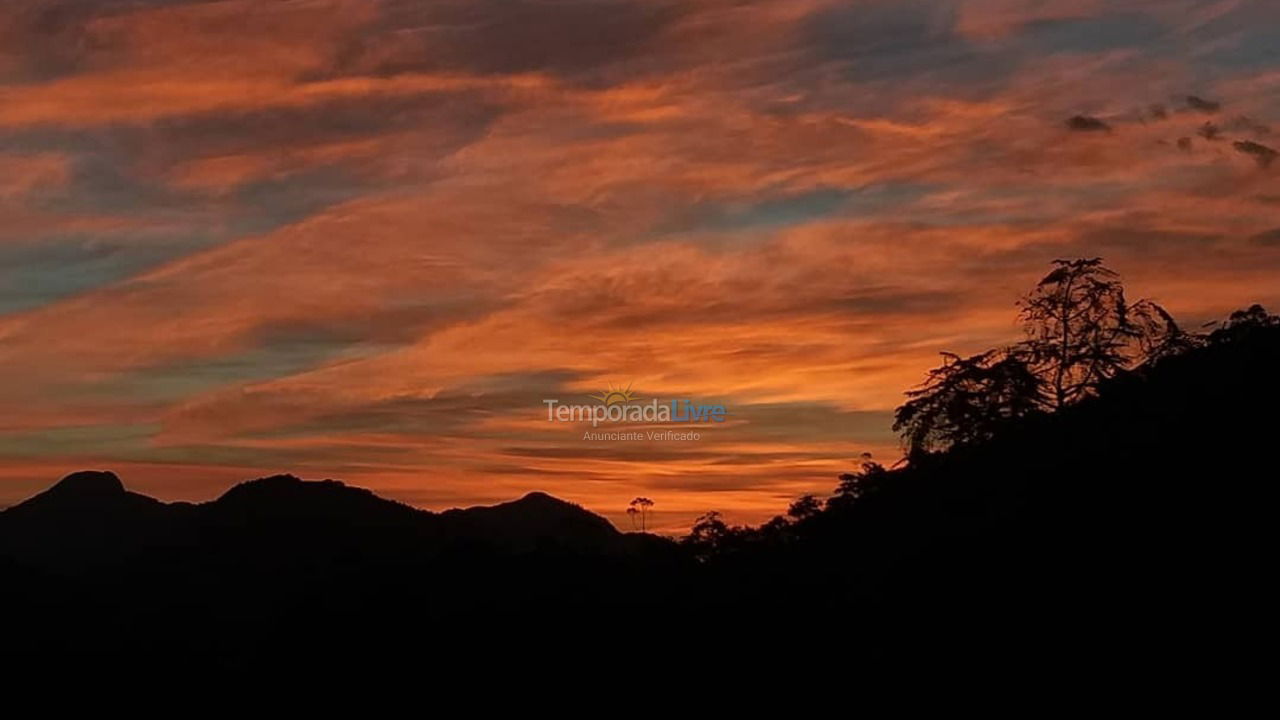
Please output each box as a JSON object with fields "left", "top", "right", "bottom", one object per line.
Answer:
{"left": 1, "top": 0, "right": 1279, "bottom": 532}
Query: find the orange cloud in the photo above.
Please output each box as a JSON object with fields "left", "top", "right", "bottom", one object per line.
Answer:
{"left": 2, "top": 0, "right": 1280, "bottom": 529}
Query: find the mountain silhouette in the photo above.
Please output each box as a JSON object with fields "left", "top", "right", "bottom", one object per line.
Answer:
{"left": 0, "top": 470, "right": 182, "bottom": 568}
{"left": 0, "top": 470, "right": 686, "bottom": 674}
{"left": 9, "top": 469, "right": 146, "bottom": 511}
{"left": 439, "top": 491, "right": 621, "bottom": 552}
{"left": 0, "top": 472, "right": 653, "bottom": 572}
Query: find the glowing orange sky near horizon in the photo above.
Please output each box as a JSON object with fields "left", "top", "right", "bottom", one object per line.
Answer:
{"left": 2, "top": 0, "right": 1279, "bottom": 532}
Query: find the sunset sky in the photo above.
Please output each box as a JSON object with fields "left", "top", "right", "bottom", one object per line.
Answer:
{"left": 1, "top": 0, "right": 1278, "bottom": 531}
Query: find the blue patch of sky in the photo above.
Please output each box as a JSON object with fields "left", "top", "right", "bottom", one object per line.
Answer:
{"left": 81, "top": 334, "right": 398, "bottom": 405}
{"left": 0, "top": 232, "right": 214, "bottom": 313}
{"left": 805, "top": 0, "right": 1012, "bottom": 102}
{"left": 0, "top": 423, "right": 159, "bottom": 460}
{"left": 0, "top": 127, "right": 374, "bottom": 314}
{"left": 657, "top": 182, "right": 936, "bottom": 237}
{"left": 806, "top": 3, "right": 1245, "bottom": 109}
{"left": 1179, "top": 4, "right": 1280, "bottom": 73}
{"left": 1016, "top": 13, "right": 1166, "bottom": 54}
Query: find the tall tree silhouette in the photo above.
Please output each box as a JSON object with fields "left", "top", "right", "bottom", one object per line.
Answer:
{"left": 893, "top": 349, "right": 1041, "bottom": 456}
{"left": 629, "top": 497, "right": 654, "bottom": 532}
{"left": 1017, "top": 258, "right": 1169, "bottom": 408}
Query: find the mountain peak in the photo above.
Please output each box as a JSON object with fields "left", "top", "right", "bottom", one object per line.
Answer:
{"left": 505, "top": 491, "right": 599, "bottom": 517}
{"left": 48, "top": 470, "right": 125, "bottom": 497}
{"left": 516, "top": 491, "right": 561, "bottom": 505}
{"left": 209, "top": 474, "right": 423, "bottom": 525}
{"left": 216, "top": 475, "right": 365, "bottom": 503}
{"left": 440, "top": 490, "right": 619, "bottom": 547}
{"left": 0, "top": 469, "right": 166, "bottom": 552}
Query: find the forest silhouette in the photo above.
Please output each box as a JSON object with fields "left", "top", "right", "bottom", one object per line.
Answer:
{"left": 2, "top": 258, "right": 1275, "bottom": 672}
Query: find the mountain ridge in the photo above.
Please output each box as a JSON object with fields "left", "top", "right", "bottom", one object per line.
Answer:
{"left": 0, "top": 471, "right": 650, "bottom": 569}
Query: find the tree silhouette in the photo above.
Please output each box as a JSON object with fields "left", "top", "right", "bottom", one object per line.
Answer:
{"left": 1207, "top": 303, "right": 1280, "bottom": 345}
{"left": 1131, "top": 300, "right": 1201, "bottom": 364}
{"left": 1018, "top": 258, "right": 1146, "bottom": 408}
{"left": 628, "top": 497, "right": 654, "bottom": 532}
{"left": 894, "top": 258, "right": 1187, "bottom": 456}
{"left": 892, "top": 349, "right": 1042, "bottom": 456}
{"left": 626, "top": 506, "right": 640, "bottom": 531}
{"left": 832, "top": 460, "right": 888, "bottom": 502}
{"left": 682, "top": 510, "right": 737, "bottom": 560}
{"left": 786, "top": 494, "right": 823, "bottom": 521}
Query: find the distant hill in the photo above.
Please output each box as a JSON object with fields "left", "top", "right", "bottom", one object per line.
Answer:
{"left": 0, "top": 470, "right": 182, "bottom": 569}
{"left": 0, "top": 472, "right": 655, "bottom": 570}
{"left": 0, "top": 470, "right": 687, "bottom": 673}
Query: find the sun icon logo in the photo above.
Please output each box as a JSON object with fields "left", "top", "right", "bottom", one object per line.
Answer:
{"left": 590, "top": 382, "right": 639, "bottom": 406}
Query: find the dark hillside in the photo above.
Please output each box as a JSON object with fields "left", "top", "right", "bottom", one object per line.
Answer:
{"left": 683, "top": 312, "right": 1280, "bottom": 649}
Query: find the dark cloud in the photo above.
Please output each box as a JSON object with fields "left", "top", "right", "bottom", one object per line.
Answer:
{"left": 138, "top": 90, "right": 504, "bottom": 179}
{"left": 808, "top": 0, "right": 961, "bottom": 67}
{"left": 0, "top": 423, "right": 155, "bottom": 459}
{"left": 806, "top": 0, "right": 1019, "bottom": 102}
{"left": 1076, "top": 226, "right": 1223, "bottom": 251}
{"left": 1186, "top": 95, "right": 1221, "bottom": 113}
{"left": 1250, "top": 228, "right": 1280, "bottom": 247}
{"left": 1234, "top": 140, "right": 1278, "bottom": 168}
{"left": 0, "top": 86, "right": 505, "bottom": 291}
{"left": 1180, "top": 0, "right": 1280, "bottom": 71}
{"left": 1226, "top": 115, "right": 1271, "bottom": 137}
{"left": 0, "top": 421, "right": 363, "bottom": 472}
{"left": 1197, "top": 121, "right": 1223, "bottom": 141}
{"left": 0, "top": 234, "right": 197, "bottom": 313}
{"left": 85, "top": 330, "right": 374, "bottom": 404}
{"left": 1066, "top": 115, "right": 1110, "bottom": 132}
{"left": 0, "top": 3, "right": 91, "bottom": 83}
{"left": 1023, "top": 13, "right": 1165, "bottom": 53}
{"left": 0, "top": 0, "right": 232, "bottom": 84}
{"left": 260, "top": 370, "right": 585, "bottom": 440}
{"left": 320, "top": 0, "right": 687, "bottom": 85}
{"left": 810, "top": 6, "right": 1166, "bottom": 106}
